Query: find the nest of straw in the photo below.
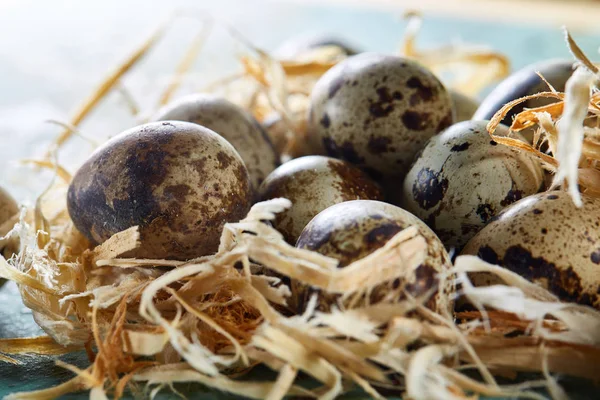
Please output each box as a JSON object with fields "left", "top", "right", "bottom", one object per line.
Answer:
{"left": 1, "top": 12, "right": 600, "bottom": 400}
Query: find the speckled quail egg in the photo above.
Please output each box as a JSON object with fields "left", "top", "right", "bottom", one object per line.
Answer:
{"left": 462, "top": 191, "right": 600, "bottom": 310}
{"left": 0, "top": 187, "right": 18, "bottom": 231}
{"left": 0, "top": 187, "right": 18, "bottom": 285}
{"left": 259, "top": 155, "right": 382, "bottom": 244}
{"left": 154, "top": 94, "right": 279, "bottom": 191}
{"left": 274, "top": 32, "right": 360, "bottom": 59}
{"left": 473, "top": 59, "right": 573, "bottom": 125}
{"left": 67, "top": 121, "right": 252, "bottom": 260}
{"left": 450, "top": 90, "right": 479, "bottom": 122}
{"left": 295, "top": 200, "right": 453, "bottom": 313}
{"left": 308, "top": 52, "right": 454, "bottom": 181}
{"left": 401, "top": 120, "right": 544, "bottom": 251}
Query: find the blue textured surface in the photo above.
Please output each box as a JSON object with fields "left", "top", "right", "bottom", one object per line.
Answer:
{"left": 1, "top": 0, "right": 599, "bottom": 398}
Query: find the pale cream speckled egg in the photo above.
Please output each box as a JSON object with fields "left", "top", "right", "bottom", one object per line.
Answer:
{"left": 295, "top": 200, "right": 453, "bottom": 313}
{"left": 462, "top": 191, "right": 600, "bottom": 310}
{"left": 0, "top": 186, "right": 18, "bottom": 273}
{"left": 307, "top": 53, "right": 454, "bottom": 181}
{"left": 154, "top": 94, "right": 280, "bottom": 191}
{"left": 401, "top": 120, "right": 544, "bottom": 251}
{"left": 449, "top": 90, "right": 479, "bottom": 122}
{"left": 258, "top": 156, "right": 382, "bottom": 244}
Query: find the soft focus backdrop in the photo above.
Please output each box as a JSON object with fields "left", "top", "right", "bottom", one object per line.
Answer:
{"left": 1, "top": 0, "right": 600, "bottom": 203}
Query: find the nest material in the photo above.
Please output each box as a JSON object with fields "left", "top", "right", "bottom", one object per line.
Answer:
{"left": 1, "top": 11, "right": 600, "bottom": 400}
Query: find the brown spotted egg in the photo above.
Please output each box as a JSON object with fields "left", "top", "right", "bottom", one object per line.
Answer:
{"left": 154, "top": 94, "right": 279, "bottom": 191}
{"left": 450, "top": 90, "right": 479, "bottom": 122}
{"left": 258, "top": 156, "right": 382, "bottom": 244}
{"left": 0, "top": 187, "right": 18, "bottom": 285}
{"left": 67, "top": 121, "right": 252, "bottom": 260}
{"left": 0, "top": 186, "right": 18, "bottom": 230}
{"left": 295, "top": 200, "right": 453, "bottom": 313}
{"left": 462, "top": 191, "right": 600, "bottom": 310}
{"left": 307, "top": 53, "right": 454, "bottom": 180}
{"left": 401, "top": 120, "right": 544, "bottom": 251}
{"left": 275, "top": 33, "right": 360, "bottom": 59}
{"left": 473, "top": 59, "right": 573, "bottom": 125}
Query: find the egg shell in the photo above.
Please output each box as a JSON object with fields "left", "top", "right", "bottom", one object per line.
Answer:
{"left": 0, "top": 186, "right": 18, "bottom": 226}
{"left": 67, "top": 121, "right": 252, "bottom": 260}
{"left": 275, "top": 33, "right": 359, "bottom": 59}
{"left": 258, "top": 156, "right": 383, "bottom": 244}
{"left": 462, "top": 191, "right": 600, "bottom": 310}
{"left": 450, "top": 90, "right": 479, "bottom": 122}
{"left": 401, "top": 120, "right": 544, "bottom": 251}
{"left": 473, "top": 59, "right": 573, "bottom": 125}
{"left": 308, "top": 53, "right": 454, "bottom": 180}
{"left": 0, "top": 186, "right": 19, "bottom": 268}
{"left": 154, "top": 94, "right": 279, "bottom": 191}
{"left": 295, "top": 200, "right": 453, "bottom": 313}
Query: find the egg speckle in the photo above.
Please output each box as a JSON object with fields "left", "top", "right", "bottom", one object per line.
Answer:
{"left": 401, "top": 120, "right": 544, "bottom": 251}
{"left": 259, "top": 156, "right": 382, "bottom": 244}
{"left": 67, "top": 121, "right": 252, "bottom": 260}
{"left": 154, "top": 94, "right": 279, "bottom": 191}
{"left": 295, "top": 200, "right": 452, "bottom": 313}
{"left": 462, "top": 191, "right": 600, "bottom": 309}
{"left": 308, "top": 53, "right": 454, "bottom": 180}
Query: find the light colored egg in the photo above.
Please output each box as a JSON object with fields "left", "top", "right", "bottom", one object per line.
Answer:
{"left": 259, "top": 156, "right": 382, "bottom": 244}
{"left": 274, "top": 33, "right": 360, "bottom": 59}
{"left": 462, "top": 191, "right": 600, "bottom": 310}
{"left": 295, "top": 200, "right": 453, "bottom": 313}
{"left": 0, "top": 186, "right": 18, "bottom": 277}
{"left": 307, "top": 53, "right": 454, "bottom": 181}
{"left": 401, "top": 120, "right": 544, "bottom": 251}
{"left": 154, "top": 94, "right": 279, "bottom": 191}
{"left": 450, "top": 90, "right": 479, "bottom": 122}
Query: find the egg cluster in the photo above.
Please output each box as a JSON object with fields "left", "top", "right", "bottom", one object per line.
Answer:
{"left": 4, "top": 36, "right": 595, "bottom": 310}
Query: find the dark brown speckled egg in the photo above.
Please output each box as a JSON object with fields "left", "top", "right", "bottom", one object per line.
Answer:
{"left": 473, "top": 59, "right": 573, "bottom": 125}
{"left": 401, "top": 120, "right": 544, "bottom": 251}
{"left": 295, "top": 200, "right": 453, "bottom": 313}
{"left": 258, "top": 156, "right": 382, "bottom": 244}
{"left": 307, "top": 53, "right": 454, "bottom": 181}
{"left": 154, "top": 94, "right": 279, "bottom": 191}
{"left": 462, "top": 191, "right": 600, "bottom": 310}
{"left": 67, "top": 121, "right": 252, "bottom": 260}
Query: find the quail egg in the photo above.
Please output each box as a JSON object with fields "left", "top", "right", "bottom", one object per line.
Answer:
{"left": 275, "top": 32, "right": 360, "bottom": 59}
{"left": 308, "top": 52, "right": 454, "bottom": 180}
{"left": 259, "top": 155, "right": 382, "bottom": 244}
{"left": 450, "top": 90, "right": 479, "bottom": 122}
{"left": 0, "top": 187, "right": 18, "bottom": 285}
{"left": 462, "top": 191, "right": 600, "bottom": 310}
{"left": 401, "top": 120, "right": 544, "bottom": 251}
{"left": 68, "top": 121, "right": 252, "bottom": 260}
{"left": 295, "top": 200, "right": 452, "bottom": 313}
{"left": 154, "top": 94, "right": 279, "bottom": 191}
{"left": 473, "top": 59, "right": 573, "bottom": 125}
{"left": 0, "top": 186, "right": 18, "bottom": 231}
